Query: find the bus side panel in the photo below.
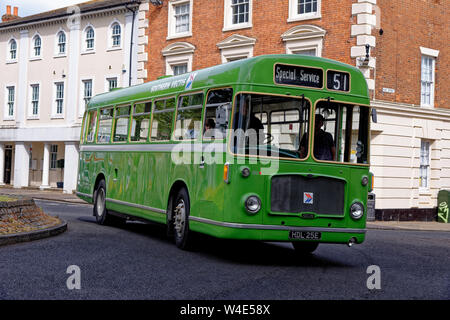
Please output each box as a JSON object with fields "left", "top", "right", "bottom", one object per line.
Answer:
{"left": 192, "top": 161, "right": 225, "bottom": 222}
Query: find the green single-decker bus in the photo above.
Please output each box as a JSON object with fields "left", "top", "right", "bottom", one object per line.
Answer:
{"left": 76, "top": 54, "right": 374, "bottom": 253}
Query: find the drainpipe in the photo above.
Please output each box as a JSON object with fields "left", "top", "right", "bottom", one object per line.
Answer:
{"left": 126, "top": 2, "right": 138, "bottom": 87}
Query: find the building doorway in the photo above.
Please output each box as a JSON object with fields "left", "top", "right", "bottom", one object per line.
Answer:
{"left": 4, "top": 145, "right": 12, "bottom": 185}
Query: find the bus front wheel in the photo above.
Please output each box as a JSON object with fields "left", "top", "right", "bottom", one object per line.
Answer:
{"left": 172, "top": 188, "right": 194, "bottom": 250}
{"left": 291, "top": 241, "right": 319, "bottom": 254}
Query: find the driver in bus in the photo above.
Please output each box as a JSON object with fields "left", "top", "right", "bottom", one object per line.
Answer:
{"left": 233, "top": 98, "right": 264, "bottom": 146}
{"left": 299, "top": 114, "right": 336, "bottom": 160}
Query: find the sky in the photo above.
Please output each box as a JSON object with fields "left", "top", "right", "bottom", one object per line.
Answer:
{"left": 0, "top": 0, "right": 86, "bottom": 18}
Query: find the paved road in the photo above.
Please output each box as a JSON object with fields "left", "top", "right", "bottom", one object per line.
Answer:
{"left": 0, "top": 200, "right": 448, "bottom": 300}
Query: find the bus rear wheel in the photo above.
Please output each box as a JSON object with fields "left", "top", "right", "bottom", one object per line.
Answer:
{"left": 292, "top": 241, "right": 319, "bottom": 254}
{"left": 172, "top": 188, "right": 194, "bottom": 250}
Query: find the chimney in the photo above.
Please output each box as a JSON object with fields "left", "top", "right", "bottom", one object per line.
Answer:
{"left": 2, "top": 5, "right": 20, "bottom": 23}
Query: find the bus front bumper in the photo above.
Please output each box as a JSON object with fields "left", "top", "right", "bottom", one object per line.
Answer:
{"left": 189, "top": 216, "right": 366, "bottom": 244}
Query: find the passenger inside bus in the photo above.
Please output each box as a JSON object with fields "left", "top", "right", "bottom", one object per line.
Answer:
{"left": 299, "top": 114, "right": 336, "bottom": 160}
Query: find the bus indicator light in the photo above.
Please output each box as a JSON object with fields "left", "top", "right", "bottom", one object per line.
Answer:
{"left": 224, "top": 163, "right": 230, "bottom": 184}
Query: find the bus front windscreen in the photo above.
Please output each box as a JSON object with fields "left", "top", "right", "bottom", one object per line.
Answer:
{"left": 231, "top": 93, "right": 311, "bottom": 159}
{"left": 231, "top": 93, "right": 370, "bottom": 164}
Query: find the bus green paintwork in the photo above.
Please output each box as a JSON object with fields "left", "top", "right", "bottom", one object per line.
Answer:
{"left": 77, "top": 54, "right": 371, "bottom": 246}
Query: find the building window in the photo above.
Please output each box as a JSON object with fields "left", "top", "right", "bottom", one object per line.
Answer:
{"left": 421, "top": 56, "right": 435, "bottom": 107}
{"left": 232, "top": 0, "right": 249, "bottom": 24}
{"left": 217, "top": 34, "right": 256, "bottom": 63}
{"left": 9, "top": 39, "right": 17, "bottom": 60}
{"left": 168, "top": 0, "right": 193, "bottom": 39}
{"left": 83, "top": 80, "right": 93, "bottom": 108}
{"left": 107, "top": 78, "right": 118, "bottom": 91}
{"left": 281, "top": 25, "right": 326, "bottom": 56}
{"left": 85, "top": 27, "right": 95, "bottom": 51}
{"left": 162, "top": 42, "right": 195, "bottom": 76}
{"left": 420, "top": 140, "right": 430, "bottom": 189}
{"left": 111, "top": 23, "right": 121, "bottom": 47}
{"left": 33, "top": 35, "right": 41, "bottom": 57}
{"left": 172, "top": 64, "right": 188, "bottom": 75}
{"left": 55, "top": 82, "right": 64, "bottom": 115}
{"left": 50, "top": 145, "right": 58, "bottom": 169}
{"left": 224, "top": 0, "right": 252, "bottom": 31}
{"left": 57, "top": 31, "right": 66, "bottom": 54}
{"left": 31, "top": 84, "right": 40, "bottom": 116}
{"left": 288, "top": 0, "right": 321, "bottom": 22}
{"left": 6, "top": 86, "right": 15, "bottom": 118}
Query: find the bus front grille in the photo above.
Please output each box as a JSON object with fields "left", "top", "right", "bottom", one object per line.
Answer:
{"left": 271, "top": 175, "right": 345, "bottom": 216}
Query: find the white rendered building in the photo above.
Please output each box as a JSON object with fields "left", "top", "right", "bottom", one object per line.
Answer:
{"left": 0, "top": 0, "right": 149, "bottom": 193}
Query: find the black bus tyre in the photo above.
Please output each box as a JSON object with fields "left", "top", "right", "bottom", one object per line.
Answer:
{"left": 292, "top": 241, "right": 319, "bottom": 254}
{"left": 93, "top": 180, "right": 115, "bottom": 225}
{"left": 172, "top": 188, "right": 194, "bottom": 250}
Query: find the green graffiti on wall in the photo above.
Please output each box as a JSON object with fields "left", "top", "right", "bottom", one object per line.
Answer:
{"left": 438, "top": 202, "right": 449, "bottom": 223}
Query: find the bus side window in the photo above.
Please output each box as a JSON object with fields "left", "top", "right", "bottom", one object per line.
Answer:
{"left": 80, "top": 112, "right": 88, "bottom": 144}
{"left": 174, "top": 93, "right": 204, "bottom": 140}
{"left": 86, "top": 110, "right": 98, "bottom": 143}
{"left": 97, "top": 107, "right": 114, "bottom": 143}
{"left": 151, "top": 98, "right": 175, "bottom": 141}
{"left": 204, "top": 88, "right": 233, "bottom": 140}
{"left": 131, "top": 102, "right": 152, "bottom": 142}
{"left": 113, "top": 105, "right": 131, "bottom": 142}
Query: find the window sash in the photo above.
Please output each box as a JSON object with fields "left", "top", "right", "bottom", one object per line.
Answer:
{"left": 86, "top": 28, "right": 95, "bottom": 49}
{"left": 108, "top": 78, "right": 118, "bottom": 91}
{"left": 31, "top": 85, "right": 39, "bottom": 115}
{"left": 58, "top": 33, "right": 66, "bottom": 54}
{"left": 231, "top": 0, "right": 249, "bottom": 24}
{"left": 298, "top": 0, "right": 318, "bottom": 15}
{"left": 83, "top": 81, "right": 92, "bottom": 107}
{"left": 420, "top": 141, "right": 430, "bottom": 188}
{"left": 34, "top": 37, "right": 41, "bottom": 56}
{"left": 55, "top": 83, "right": 64, "bottom": 114}
{"left": 173, "top": 64, "right": 188, "bottom": 75}
{"left": 10, "top": 41, "right": 17, "bottom": 59}
{"left": 50, "top": 145, "right": 58, "bottom": 169}
{"left": 421, "top": 56, "right": 434, "bottom": 106}
{"left": 175, "top": 3, "right": 190, "bottom": 33}
{"left": 7, "top": 87, "right": 15, "bottom": 117}
{"left": 112, "top": 24, "right": 121, "bottom": 46}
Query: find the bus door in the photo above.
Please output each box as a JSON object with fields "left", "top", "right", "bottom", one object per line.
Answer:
{"left": 196, "top": 88, "right": 233, "bottom": 220}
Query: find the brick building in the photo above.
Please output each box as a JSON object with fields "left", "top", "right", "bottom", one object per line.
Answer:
{"left": 138, "top": 0, "right": 449, "bottom": 219}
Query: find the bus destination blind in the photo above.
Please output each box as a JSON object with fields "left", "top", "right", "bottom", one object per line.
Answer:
{"left": 274, "top": 64, "right": 323, "bottom": 89}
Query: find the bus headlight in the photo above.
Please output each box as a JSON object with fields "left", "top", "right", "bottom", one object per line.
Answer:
{"left": 245, "top": 196, "right": 261, "bottom": 214}
{"left": 350, "top": 202, "right": 364, "bottom": 220}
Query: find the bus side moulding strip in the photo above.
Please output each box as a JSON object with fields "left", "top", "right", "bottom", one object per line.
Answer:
{"left": 189, "top": 216, "right": 367, "bottom": 234}
{"left": 106, "top": 197, "right": 166, "bottom": 214}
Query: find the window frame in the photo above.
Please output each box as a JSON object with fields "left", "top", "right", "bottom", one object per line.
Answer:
{"left": 97, "top": 106, "right": 115, "bottom": 144}
{"left": 56, "top": 30, "right": 67, "bottom": 56}
{"left": 83, "top": 25, "right": 96, "bottom": 53}
{"left": 7, "top": 38, "right": 18, "bottom": 62}
{"left": 112, "top": 104, "right": 132, "bottom": 143}
{"left": 5, "top": 85, "right": 15, "bottom": 120}
{"left": 167, "top": 0, "right": 193, "bottom": 40}
{"left": 150, "top": 96, "right": 176, "bottom": 142}
{"left": 130, "top": 100, "right": 153, "bottom": 143}
{"left": 173, "top": 91, "right": 205, "bottom": 141}
{"left": 202, "top": 87, "right": 234, "bottom": 141}
{"left": 31, "top": 34, "right": 42, "bottom": 59}
{"left": 419, "top": 140, "right": 431, "bottom": 190}
{"left": 29, "top": 84, "right": 40, "bottom": 119}
{"left": 52, "top": 81, "right": 65, "bottom": 118}
{"left": 420, "top": 54, "right": 436, "bottom": 108}
{"left": 288, "top": 0, "right": 322, "bottom": 22}
{"left": 50, "top": 144, "right": 58, "bottom": 170}
{"left": 223, "top": 0, "right": 253, "bottom": 32}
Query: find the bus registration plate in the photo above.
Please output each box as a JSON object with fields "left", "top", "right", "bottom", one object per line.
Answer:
{"left": 289, "top": 231, "right": 321, "bottom": 240}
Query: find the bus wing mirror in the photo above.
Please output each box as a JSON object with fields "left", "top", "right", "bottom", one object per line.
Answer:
{"left": 371, "top": 108, "right": 378, "bottom": 123}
